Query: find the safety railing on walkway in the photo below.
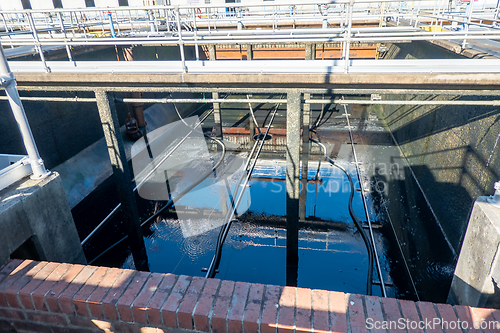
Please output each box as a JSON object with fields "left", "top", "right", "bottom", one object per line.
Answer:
{"left": 0, "top": 0, "right": 499, "bottom": 73}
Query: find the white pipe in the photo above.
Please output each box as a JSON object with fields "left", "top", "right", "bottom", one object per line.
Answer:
{"left": 0, "top": 45, "right": 50, "bottom": 180}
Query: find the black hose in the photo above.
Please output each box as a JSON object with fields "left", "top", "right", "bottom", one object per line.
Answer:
{"left": 207, "top": 97, "right": 283, "bottom": 278}
{"left": 310, "top": 137, "right": 374, "bottom": 296}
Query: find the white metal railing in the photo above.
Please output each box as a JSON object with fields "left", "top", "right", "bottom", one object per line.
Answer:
{"left": 0, "top": 0, "right": 499, "bottom": 73}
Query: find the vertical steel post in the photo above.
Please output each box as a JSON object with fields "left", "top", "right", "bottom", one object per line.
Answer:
{"left": 237, "top": 8, "right": 242, "bottom": 30}
{"left": 107, "top": 12, "right": 117, "bottom": 38}
{"left": 299, "top": 93, "right": 311, "bottom": 221}
{"left": 0, "top": 45, "right": 50, "bottom": 180}
{"left": 322, "top": 5, "right": 328, "bottom": 28}
{"left": 26, "top": 11, "right": 50, "bottom": 73}
{"left": 1, "top": 14, "right": 13, "bottom": 49}
{"left": 414, "top": 1, "right": 421, "bottom": 28}
{"left": 213, "top": 92, "right": 223, "bottom": 139}
{"left": 495, "top": 0, "right": 500, "bottom": 25}
{"left": 57, "top": 12, "right": 75, "bottom": 66}
{"left": 175, "top": 6, "right": 186, "bottom": 72}
{"left": 343, "top": 0, "right": 354, "bottom": 74}
{"left": 193, "top": 9, "right": 199, "bottom": 61}
{"left": 286, "top": 90, "right": 301, "bottom": 286}
{"left": 95, "top": 90, "right": 149, "bottom": 272}
{"left": 462, "top": 0, "right": 473, "bottom": 49}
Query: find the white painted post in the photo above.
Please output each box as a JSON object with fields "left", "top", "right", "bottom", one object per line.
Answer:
{"left": 0, "top": 45, "right": 50, "bottom": 180}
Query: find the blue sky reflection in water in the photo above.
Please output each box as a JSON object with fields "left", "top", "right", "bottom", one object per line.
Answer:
{"left": 123, "top": 161, "right": 391, "bottom": 297}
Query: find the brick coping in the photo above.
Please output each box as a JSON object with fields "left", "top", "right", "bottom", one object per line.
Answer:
{"left": 0, "top": 259, "right": 498, "bottom": 333}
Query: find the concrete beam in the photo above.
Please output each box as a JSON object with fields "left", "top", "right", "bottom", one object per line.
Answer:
{"left": 95, "top": 90, "right": 149, "bottom": 272}
{"left": 13, "top": 73, "right": 500, "bottom": 90}
{"left": 448, "top": 197, "right": 500, "bottom": 308}
{"left": 286, "top": 90, "right": 301, "bottom": 286}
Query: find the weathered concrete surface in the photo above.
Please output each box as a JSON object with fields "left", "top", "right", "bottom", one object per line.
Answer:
{"left": 382, "top": 40, "right": 467, "bottom": 60}
{"left": 448, "top": 197, "right": 500, "bottom": 308}
{"left": 0, "top": 172, "right": 86, "bottom": 266}
{"left": 13, "top": 72, "right": 500, "bottom": 90}
{"left": 429, "top": 39, "right": 499, "bottom": 60}
{"left": 376, "top": 95, "right": 500, "bottom": 255}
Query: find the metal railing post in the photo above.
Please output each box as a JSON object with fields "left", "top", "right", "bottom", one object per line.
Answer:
{"left": 463, "top": 0, "right": 474, "bottom": 49}
{"left": 0, "top": 45, "right": 50, "bottom": 180}
{"left": 344, "top": 0, "right": 354, "bottom": 74}
{"left": 175, "top": 6, "right": 186, "bottom": 72}
{"left": 57, "top": 12, "right": 75, "bottom": 66}
{"left": 495, "top": 0, "right": 500, "bottom": 25}
{"left": 322, "top": 4, "right": 328, "bottom": 28}
{"left": 1, "top": 14, "right": 13, "bottom": 49}
{"left": 237, "top": 8, "right": 242, "bottom": 30}
{"left": 107, "top": 11, "right": 117, "bottom": 38}
{"left": 193, "top": 8, "right": 199, "bottom": 61}
{"left": 26, "top": 11, "right": 50, "bottom": 73}
{"left": 414, "top": 1, "right": 421, "bottom": 28}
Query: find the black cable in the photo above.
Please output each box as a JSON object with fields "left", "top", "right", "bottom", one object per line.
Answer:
{"left": 88, "top": 115, "right": 227, "bottom": 264}
{"left": 207, "top": 96, "right": 283, "bottom": 278}
{"left": 310, "top": 137, "right": 374, "bottom": 296}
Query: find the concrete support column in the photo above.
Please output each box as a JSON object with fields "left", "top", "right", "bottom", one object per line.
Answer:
{"left": 213, "top": 91, "right": 223, "bottom": 139}
{"left": 300, "top": 93, "right": 311, "bottom": 221}
{"left": 286, "top": 90, "right": 301, "bottom": 286}
{"left": 448, "top": 195, "right": 500, "bottom": 308}
{"left": 95, "top": 90, "right": 149, "bottom": 272}
{"left": 249, "top": 117, "right": 255, "bottom": 142}
{"left": 246, "top": 44, "right": 252, "bottom": 60}
{"left": 305, "top": 43, "right": 316, "bottom": 60}
{"left": 208, "top": 45, "right": 216, "bottom": 60}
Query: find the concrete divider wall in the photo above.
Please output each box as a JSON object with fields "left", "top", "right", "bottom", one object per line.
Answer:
{"left": 376, "top": 95, "right": 500, "bottom": 256}
{"left": 448, "top": 197, "right": 500, "bottom": 308}
{"left": 0, "top": 172, "right": 86, "bottom": 267}
{"left": 1, "top": 259, "right": 500, "bottom": 333}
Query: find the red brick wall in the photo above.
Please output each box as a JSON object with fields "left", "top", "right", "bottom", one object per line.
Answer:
{"left": 0, "top": 259, "right": 499, "bottom": 333}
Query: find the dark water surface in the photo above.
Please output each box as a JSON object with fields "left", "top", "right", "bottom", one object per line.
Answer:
{"left": 74, "top": 99, "right": 454, "bottom": 302}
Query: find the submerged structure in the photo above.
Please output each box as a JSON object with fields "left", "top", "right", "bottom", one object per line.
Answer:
{"left": 0, "top": 0, "right": 500, "bottom": 331}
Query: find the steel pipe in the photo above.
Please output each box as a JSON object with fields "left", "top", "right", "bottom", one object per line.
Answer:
{"left": 15, "top": 86, "right": 500, "bottom": 96}
{"left": 0, "top": 45, "right": 50, "bottom": 180}
{"left": 2, "top": 95, "right": 500, "bottom": 106}
{"left": 306, "top": 99, "right": 500, "bottom": 106}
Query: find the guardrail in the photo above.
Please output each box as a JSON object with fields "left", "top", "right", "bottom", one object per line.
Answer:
{"left": 0, "top": 0, "right": 499, "bottom": 73}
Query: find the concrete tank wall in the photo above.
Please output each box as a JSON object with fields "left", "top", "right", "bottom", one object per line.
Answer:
{"left": 375, "top": 95, "right": 500, "bottom": 254}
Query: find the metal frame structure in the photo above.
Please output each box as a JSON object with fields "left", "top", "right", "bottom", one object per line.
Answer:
{"left": 0, "top": 0, "right": 499, "bottom": 73}
{"left": 0, "top": 46, "right": 50, "bottom": 180}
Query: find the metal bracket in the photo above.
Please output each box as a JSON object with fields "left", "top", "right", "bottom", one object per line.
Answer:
{"left": 0, "top": 74, "right": 15, "bottom": 88}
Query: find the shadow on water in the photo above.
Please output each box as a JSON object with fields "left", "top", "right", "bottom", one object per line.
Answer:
{"left": 72, "top": 98, "right": 469, "bottom": 302}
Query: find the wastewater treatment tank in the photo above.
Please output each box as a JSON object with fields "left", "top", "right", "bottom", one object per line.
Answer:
{"left": 74, "top": 93, "right": 460, "bottom": 303}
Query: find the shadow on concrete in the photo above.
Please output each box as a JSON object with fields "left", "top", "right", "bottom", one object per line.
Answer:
{"left": 371, "top": 164, "right": 471, "bottom": 303}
